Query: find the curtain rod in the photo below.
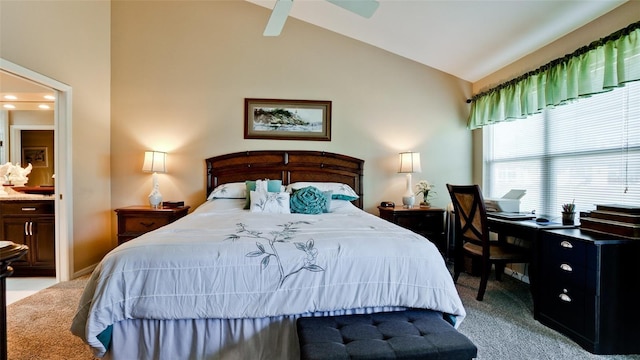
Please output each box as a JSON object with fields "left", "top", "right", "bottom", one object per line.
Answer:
{"left": 466, "top": 20, "right": 640, "bottom": 104}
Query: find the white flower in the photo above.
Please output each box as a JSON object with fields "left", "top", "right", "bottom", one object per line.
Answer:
{"left": 415, "top": 180, "right": 437, "bottom": 203}
{"left": 415, "top": 180, "right": 434, "bottom": 193}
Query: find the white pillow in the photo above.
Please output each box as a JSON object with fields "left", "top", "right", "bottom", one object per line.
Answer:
{"left": 207, "top": 182, "right": 247, "bottom": 200}
{"left": 249, "top": 190, "right": 291, "bottom": 214}
{"left": 286, "top": 182, "right": 359, "bottom": 201}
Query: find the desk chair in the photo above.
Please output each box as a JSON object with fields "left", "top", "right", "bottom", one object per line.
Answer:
{"left": 446, "top": 184, "right": 530, "bottom": 301}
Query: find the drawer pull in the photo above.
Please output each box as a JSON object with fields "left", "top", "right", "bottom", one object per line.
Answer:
{"left": 140, "top": 221, "right": 156, "bottom": 228}
{"left": 560, "top": 240, "right": 573, "bottom": 249}
{"left": 21, "top": 207, "right": 37, "bottom": 211}
{"left": 560, "top": 263, "right": 573, "bottom": 272}
{"left": 559, "top": 293, "right": 572, "bottom": 302}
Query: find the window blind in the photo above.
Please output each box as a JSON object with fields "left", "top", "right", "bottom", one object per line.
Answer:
{"left": 484, "top": 81, "right": 639, "bottom": 218}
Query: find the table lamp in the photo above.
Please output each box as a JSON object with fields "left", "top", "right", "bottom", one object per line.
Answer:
{"left": 142, "top": 151, "right": 167, "bottom": 209}
{"left": 398, "top": 151, "right": 421, "bottom": 208}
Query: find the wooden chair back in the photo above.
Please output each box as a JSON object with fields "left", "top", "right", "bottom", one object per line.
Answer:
{"left": 447, "top": 184, "right": 489, "bottom": 252}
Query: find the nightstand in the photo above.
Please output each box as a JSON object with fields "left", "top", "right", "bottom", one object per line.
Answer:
{"left": 115, "top": 205, "right": 190, "bottom": 245}
{"left": 378, "top": 206, "right": 445, "bottom": 254}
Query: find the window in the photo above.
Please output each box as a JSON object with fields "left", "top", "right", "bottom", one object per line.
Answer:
{"left": 484, "top": 81, "right": 639, "bottom": 217}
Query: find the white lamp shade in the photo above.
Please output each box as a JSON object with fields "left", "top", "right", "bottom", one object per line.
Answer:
{"left": 398, "top": 152, "right": 421, "bottom": 173}
{"left": 142, "top": 151, "right": 167, "bottom": 173}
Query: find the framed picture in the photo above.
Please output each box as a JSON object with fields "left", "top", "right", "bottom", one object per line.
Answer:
{"left": 22, "top": 147, "right": 49, "bottom": 168}
{"left": 244, "top": 98, "right": 331, "bottom": 141}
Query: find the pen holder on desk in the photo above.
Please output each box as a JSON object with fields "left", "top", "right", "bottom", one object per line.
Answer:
{"left": 562, "top": 212, "right": 575, "bottom": 225}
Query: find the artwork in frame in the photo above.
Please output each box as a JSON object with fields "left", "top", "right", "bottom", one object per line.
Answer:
{"left": 22, "top": 147, "right": 48, "bottom": 168}
{"left": 244, "top": 98, "right": 331, "bottom": 141}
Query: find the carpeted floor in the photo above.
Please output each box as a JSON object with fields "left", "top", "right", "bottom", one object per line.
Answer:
{"left": 5, "top": 270, "right": 640, "bottom": 359}
{"left": 6, "top": 274, "right": 97, "bottom": 360}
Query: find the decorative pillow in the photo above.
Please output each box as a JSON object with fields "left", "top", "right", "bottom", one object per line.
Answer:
{"left": 286, "top": 182, "right": 359, "bottom": 201}
{"left": 249, "top": 190, "right": 291, "bottom": 214}
{"left": 244, "top": 179, "right": 283, "bottom": 209}
{"left": 207, "top": 182, "right": 247, "bottom": 200}
{"left": 290, "top": 186, "right": 332, "bottom": 214}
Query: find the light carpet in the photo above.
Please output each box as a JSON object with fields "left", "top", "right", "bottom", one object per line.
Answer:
{"left": 5, "top": 271, "right": 640, "bottom": 359}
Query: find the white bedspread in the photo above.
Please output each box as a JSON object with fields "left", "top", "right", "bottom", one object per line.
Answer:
{"left": 71, "top": 200, "right": 465, "bottom": 357}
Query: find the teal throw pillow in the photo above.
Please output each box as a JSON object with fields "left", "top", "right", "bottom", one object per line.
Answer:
{"left": 290, "top": 186, "right": 332, "bottom": 214}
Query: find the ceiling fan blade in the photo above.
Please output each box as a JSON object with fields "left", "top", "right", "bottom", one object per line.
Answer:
{"left": 326, "top": 0, "right": 379, "bottom": 18}
{"left": 264, "top": 0, "right": 294, "bottom": 36}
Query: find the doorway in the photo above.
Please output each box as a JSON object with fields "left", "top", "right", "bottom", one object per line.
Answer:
{"left": 0, "top": 58, "right": 72, "bottom": 282}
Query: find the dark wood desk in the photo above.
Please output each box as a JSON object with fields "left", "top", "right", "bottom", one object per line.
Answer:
{"left": 482, "top": 217, "right": 640, "bottom": 354}
{"left": 485, "top": 216, "right": 576, "bottom": 314}
{"left": 536, "top": 229, "right": 640, "bottom": 355}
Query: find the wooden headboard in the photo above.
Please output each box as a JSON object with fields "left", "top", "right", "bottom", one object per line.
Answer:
{"left": 206, "top": 151, "right": 364, "bottom": 209}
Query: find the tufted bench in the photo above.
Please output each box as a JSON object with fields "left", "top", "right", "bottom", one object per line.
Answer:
{"left": 297, "top": 309, "right": 477, "bottom": 360}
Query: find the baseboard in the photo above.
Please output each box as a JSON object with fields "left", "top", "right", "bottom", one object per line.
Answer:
{"left": 504, "top": 267, "right": 530, "bottom": 284}
{"left": 72, "top": 263, "right": 97, "bottom": 279}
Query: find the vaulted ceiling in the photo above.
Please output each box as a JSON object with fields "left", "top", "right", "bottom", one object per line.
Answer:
{"left": 247, "top": 0, "right": 627, "bottom": 82}
{"left": 1, "top": 0, "right": 628, "bottom": 109}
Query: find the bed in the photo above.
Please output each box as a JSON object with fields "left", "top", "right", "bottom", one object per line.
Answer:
{"left": 71, "top": 150, "right": 466, "bottom": 359}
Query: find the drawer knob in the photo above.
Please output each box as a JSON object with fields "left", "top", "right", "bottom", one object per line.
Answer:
{"left": 560, "top": 240, "right": 573, "bottom": 249}
{"left": 21, "top": 207, "right": 37, "bottom": 211}
{"left": 140, "top": 221, "right": 156, "bottom": 228}
{"left": 559, "top": 293, "right": 572, "bottom": 302}
{"left": 560, "top": 263, "right": 573, "bottom": 272}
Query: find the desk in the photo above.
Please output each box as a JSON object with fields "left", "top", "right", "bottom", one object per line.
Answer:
{"left": 537, "top": 229, "right": 640, "bottom": 354}
{"left": 479, "top": 217, "right": 640, "bottom": 354}
{"left": 485, "top": 216, "right": 576, "bottom": 314}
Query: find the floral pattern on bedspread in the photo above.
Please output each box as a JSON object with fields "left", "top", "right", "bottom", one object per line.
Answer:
{"left": 227, "top": 221, "right": 324, "bottom": 289}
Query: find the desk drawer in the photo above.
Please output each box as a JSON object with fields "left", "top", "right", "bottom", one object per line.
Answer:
{"left": 545, "top": 235, "right": 587, "bottom": 268}
{"left": 539, "top": 284, "right": 595, "bottom": 340}
{"left": 544, "top": 262, "right": 587, "bottom": 291}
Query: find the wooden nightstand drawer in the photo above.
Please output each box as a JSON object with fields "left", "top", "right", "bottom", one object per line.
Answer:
{"left": 115, "top": 205, "right": 190, "bottom": 245}
{"left": 122, "top": 215, "right": 171, "bottom": 233}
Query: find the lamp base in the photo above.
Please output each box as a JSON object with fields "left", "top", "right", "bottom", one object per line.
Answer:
{"left": 402, "top": 195, "right": 415, "bottom": 208}
{"left": 149, "top": 192, "right": 163, "bottom": 209}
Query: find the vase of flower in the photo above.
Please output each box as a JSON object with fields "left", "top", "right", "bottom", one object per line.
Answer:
{"left": 420, "top": 190, "right": 430, "bottom": 206}
{"left": 415, "top": 180, "right": 436, "bottom": 207}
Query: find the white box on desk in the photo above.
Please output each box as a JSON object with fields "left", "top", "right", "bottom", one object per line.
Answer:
{"left": 484, "top": 189, "right": 526, "bottom": 213}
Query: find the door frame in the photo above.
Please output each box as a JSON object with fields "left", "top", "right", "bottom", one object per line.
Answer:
{"left": 0, "top": 58, "right": 73, "bottom": 282}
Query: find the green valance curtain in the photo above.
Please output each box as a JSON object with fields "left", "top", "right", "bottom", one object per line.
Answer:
{"left": 468, "top": 21, "right": 640, "bottom": 130}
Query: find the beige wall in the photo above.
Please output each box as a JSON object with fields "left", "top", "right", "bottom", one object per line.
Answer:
{"left": 9, "top": 110, "right": 54, "bottom": 127}
{"left": 110, "top": 1, "right": 472, "bottom": 216}
{"left": 470, "top": 1, "right": 640, "bottom": 185}
{"left": 0, "top": 1, "right": 112, "bottom": 274}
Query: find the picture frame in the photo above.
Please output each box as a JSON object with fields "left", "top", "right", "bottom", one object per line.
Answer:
{"left": 22, "top": 146, "right": 48, "bottom": 168}
{"left": 244, "top": 98, "right": 331, "bottom": 141}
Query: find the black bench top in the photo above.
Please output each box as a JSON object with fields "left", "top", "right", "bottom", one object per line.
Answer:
{"left": 297, "top": 309, "right": 477, "bottom": 360}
